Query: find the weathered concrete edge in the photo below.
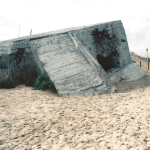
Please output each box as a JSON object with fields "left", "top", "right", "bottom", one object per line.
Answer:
{"left": 0, "top": 20, "right": 121, "bottom": 43}
{"left": 107, "top": 62, "right": 146, "bottom": 83}
{"left": 68, "top": 31, "right": 116, "bottom": 95}
{"left": 30, "top": 42, "right": 53, "bottom": 81}
{"left": 68, "top": 32, "right": 107, "bottom": 82}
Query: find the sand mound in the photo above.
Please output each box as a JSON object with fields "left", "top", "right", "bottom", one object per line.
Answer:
{"left": 0, "top": 53, "right": 150, "bottom": 150}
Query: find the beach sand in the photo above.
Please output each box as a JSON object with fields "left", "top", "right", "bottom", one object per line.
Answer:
{"left": 0, "top": 53, "right": 150, "bottom": 150}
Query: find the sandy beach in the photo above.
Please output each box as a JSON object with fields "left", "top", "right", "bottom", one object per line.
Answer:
{"left": 0, "top": 53, "right": 150, "bottom": 150}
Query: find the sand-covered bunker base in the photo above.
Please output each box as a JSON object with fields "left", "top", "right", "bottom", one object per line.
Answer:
{"left": 0, "top": 53, "right": 150, "bottom": 150}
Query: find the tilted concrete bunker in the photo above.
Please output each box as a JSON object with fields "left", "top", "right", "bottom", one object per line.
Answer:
{"left": 0, "top": 20, "right": 146, "bottom": 96}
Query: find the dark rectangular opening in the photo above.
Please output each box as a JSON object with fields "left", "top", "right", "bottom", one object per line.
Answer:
{"left": 97, "top": 54, "right": 117, "bottom": 71}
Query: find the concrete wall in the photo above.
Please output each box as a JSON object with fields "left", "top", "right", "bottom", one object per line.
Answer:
{"left": 0, "top": 20, "right": 145, "bottom": 97}
{"left": 72, "top": 20, "right": 131, "bottom": 68}
{"left": 30, "top": 42, "right": 50, "bottom": 79}
{"left": 30, "top": 33, "right": 115, "bottom": 96}
{"left": 0, "top": 39, "right": 48, "bottom": 83}
{"left": 8, "top": 39, "right": 38, "bottom": 82}
{"left": 0, "top": 69, "right": 10, "bottom": 81}
{"left": 0, "top": 41, "right": 14, "bottom": 82}
{"left": 68, "top": 32, "right": 107, "bottom": 82}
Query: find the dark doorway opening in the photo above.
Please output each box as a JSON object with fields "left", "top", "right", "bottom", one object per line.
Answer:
{"left": 97, "top": 54, "right": 116, "bottom": 71}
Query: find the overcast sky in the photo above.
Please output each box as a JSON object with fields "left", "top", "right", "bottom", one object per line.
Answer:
{"left": 0, "top": 0, "right": 150, "bottom": 58}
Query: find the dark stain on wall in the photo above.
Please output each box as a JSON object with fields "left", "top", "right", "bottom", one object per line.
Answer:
{"left": 9, "top": 40, "right": 38, "bottom": 83}
{"left": 10, "top": 48, "right": 29, "bottom": 66}
{"left": 91, "top": 26, "right": 121, "bottom": 70}
{"left": 91, "top": 27, "right": 120, "bottom": 57}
